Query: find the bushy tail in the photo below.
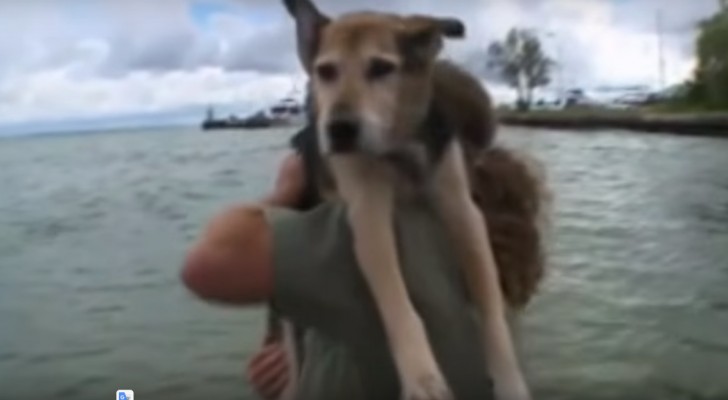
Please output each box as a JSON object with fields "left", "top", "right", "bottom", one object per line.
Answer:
{"left": 470, "top": 146, "right": 551, "bottom": 310}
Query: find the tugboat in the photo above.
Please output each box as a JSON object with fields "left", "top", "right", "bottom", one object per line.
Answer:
{"left": 201, "top": 95, "right": 306, "bottom": 131}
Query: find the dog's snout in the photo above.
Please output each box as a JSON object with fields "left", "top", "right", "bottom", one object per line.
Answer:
{"left": 326, "top": 118, "right": 360, "bottom": 153}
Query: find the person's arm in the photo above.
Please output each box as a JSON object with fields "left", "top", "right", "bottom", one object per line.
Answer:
{"left": 181, "top": 153, "right": 305, "bottom": 400}
{"left": 181, "top": 152, "right": 305, "bottom": 305}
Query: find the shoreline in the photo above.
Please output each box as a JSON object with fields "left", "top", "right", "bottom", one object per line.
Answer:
{"left": 497, "top": 110, "right": 728, "bottom": 138}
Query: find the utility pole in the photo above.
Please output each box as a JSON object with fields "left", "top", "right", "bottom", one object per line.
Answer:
{"left": 545, "top": 31, "right": 564, "bottom": 100}
{"left": 656, "top": 9, "right": 666, "bottom": 91}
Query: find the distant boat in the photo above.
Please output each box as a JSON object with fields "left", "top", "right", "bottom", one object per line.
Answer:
{"left": 201, "top": 97, "right": 306, "bottom": 131}
{"left": 266, "top": 97, "right": 306, "bottom": 127}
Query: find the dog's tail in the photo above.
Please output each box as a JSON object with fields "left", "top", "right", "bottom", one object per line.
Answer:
{"left": 470, "top": 146, "right": 552, "bottom": 310}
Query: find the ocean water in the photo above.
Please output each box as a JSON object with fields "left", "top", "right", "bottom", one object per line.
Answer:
{"left": 0, "top": 126, "right": 727, "bottom": 400}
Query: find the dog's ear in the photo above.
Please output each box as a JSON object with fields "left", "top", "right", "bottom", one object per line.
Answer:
{"left": 398, "top": 16, "right": 466, "bottom": 68}
{"left": 283, "top": 0, "right": 330, "bottom": 72}
{"left": 436, "top": 18, "right": 466, "bottom": 39}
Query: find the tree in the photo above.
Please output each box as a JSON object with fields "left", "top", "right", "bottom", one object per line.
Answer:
{"left": 486, "top": 28, "right": 555, "bottom": 110}
{"left": 683, "top": 7, "right": 728, "bottom": 109}
{"left": 697, "top": 9, "right": 728, "bottom": 107}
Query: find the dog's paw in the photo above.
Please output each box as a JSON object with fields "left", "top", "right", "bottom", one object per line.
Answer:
{"left": 494, "top": 377, "right": 532, "bottom": 400}
{"left": 401, "top": 370, "right": 454, "bottom": 400}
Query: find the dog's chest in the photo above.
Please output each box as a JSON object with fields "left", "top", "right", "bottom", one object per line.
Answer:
{"left": 381, "top": 142, "right": 449, "bottom": 201}
{"left": 326, "top": 129, "right": 456, "bottom": 203}
{"left": 317, "top": 142, "right": 446, "bottom": 205}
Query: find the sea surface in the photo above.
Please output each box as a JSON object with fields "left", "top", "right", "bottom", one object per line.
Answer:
{"left": 0, "top": 126, "right": 727, "bottom": 400}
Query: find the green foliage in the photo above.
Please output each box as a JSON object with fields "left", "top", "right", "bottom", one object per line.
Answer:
{"left": 683, "top": 9, "right": 728, "bottom": 109}
{"left": 486, "top": 28, "right": 554, "bottom": 109}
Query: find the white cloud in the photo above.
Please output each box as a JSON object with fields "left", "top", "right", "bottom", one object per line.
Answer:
{"left": 0, "top": 67, "right": 297, "bottom": 124}
{"left": 0, "top": 0, "right": 720, "bottom": 128}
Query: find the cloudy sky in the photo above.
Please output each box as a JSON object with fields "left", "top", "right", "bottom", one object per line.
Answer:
{"left": 0, "top": 0, "right": 721, "bottom": 133}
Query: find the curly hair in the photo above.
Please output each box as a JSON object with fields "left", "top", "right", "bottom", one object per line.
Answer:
{"left": 470, "top": 145, "right": 551, "bottom": 309}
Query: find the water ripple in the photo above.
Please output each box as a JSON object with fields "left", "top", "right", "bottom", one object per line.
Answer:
{"left": 25, "top": 347, "right": 113, "bottom": 365}
{"left": 85, "top": 304, "right": 126, "bottom": 315}
{"left": 1, "top": 127, "right": 727, "bottom": 400}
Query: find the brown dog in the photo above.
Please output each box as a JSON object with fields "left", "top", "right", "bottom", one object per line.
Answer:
{"left": 281, "top": 1, "right": 546, "bottom": 399}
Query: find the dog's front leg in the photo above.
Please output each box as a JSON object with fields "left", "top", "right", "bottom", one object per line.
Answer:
{"left": 331, "top": 155, "right": 452, "bottom": 400}
{"left": 432, "top": 142, "right": 531, "bottom": 400}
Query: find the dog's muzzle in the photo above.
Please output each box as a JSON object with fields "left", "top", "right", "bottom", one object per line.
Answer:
{"left": 326, "top": 117, "right": 360, "bottom": 153}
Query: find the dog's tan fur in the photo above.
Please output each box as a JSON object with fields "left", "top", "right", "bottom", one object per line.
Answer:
{"left": 285, "top": 2, "right": 543, "bottom": 399}
{"left": 313, "top": 13, "right": 441, "bottom": 152}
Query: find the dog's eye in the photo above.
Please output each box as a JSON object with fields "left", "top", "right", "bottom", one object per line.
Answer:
{"left": 316, "top": 63, "right": 338, "bottom": 83}
{"left": 367, "top": 58, "right": 396, "bottom": 80}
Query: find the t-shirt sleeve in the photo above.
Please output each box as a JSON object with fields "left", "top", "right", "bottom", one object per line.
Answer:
{"left": 265, "top": 204, "right": 385, "bottom": 348}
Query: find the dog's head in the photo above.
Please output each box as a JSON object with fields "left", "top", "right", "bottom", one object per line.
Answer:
{"left": 284, "top": 0, "right": 465, "bottom": 155}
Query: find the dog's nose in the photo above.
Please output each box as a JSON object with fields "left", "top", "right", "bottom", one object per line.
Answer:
{"left": 326, "top": 118, "right": 360, "bottom": 153}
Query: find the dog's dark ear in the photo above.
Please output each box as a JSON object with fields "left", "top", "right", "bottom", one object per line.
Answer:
{"left": 399, "top": 16, "right": 466, "bottom": 68}
{"left": 283, "top": 0, "right": 330, "bottom": 72}
{"left": 436, "top": 18, "right": 466, "bottom": 39}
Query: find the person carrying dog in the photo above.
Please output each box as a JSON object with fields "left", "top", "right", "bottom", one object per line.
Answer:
{"left": 182, "top": 119, "right": 547, "bottom": 400}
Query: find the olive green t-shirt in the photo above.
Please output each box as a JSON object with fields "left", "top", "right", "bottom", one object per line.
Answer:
{"left": 266, "top": 200, "right": 495, "bottom": 400}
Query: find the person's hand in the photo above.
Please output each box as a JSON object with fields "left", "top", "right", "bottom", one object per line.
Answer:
{"left": 267, "top": 153, "right": 306, "bottom": 207}
{"left": 246, "top": 342, "right": 291, "bottom": 400}
{"left": 245, "top": 153, "right": 303, "bottom": 399}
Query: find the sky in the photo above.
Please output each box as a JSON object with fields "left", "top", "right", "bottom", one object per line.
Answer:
{"left": 0, "top": 0, "right": 721, "bottom": 135}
